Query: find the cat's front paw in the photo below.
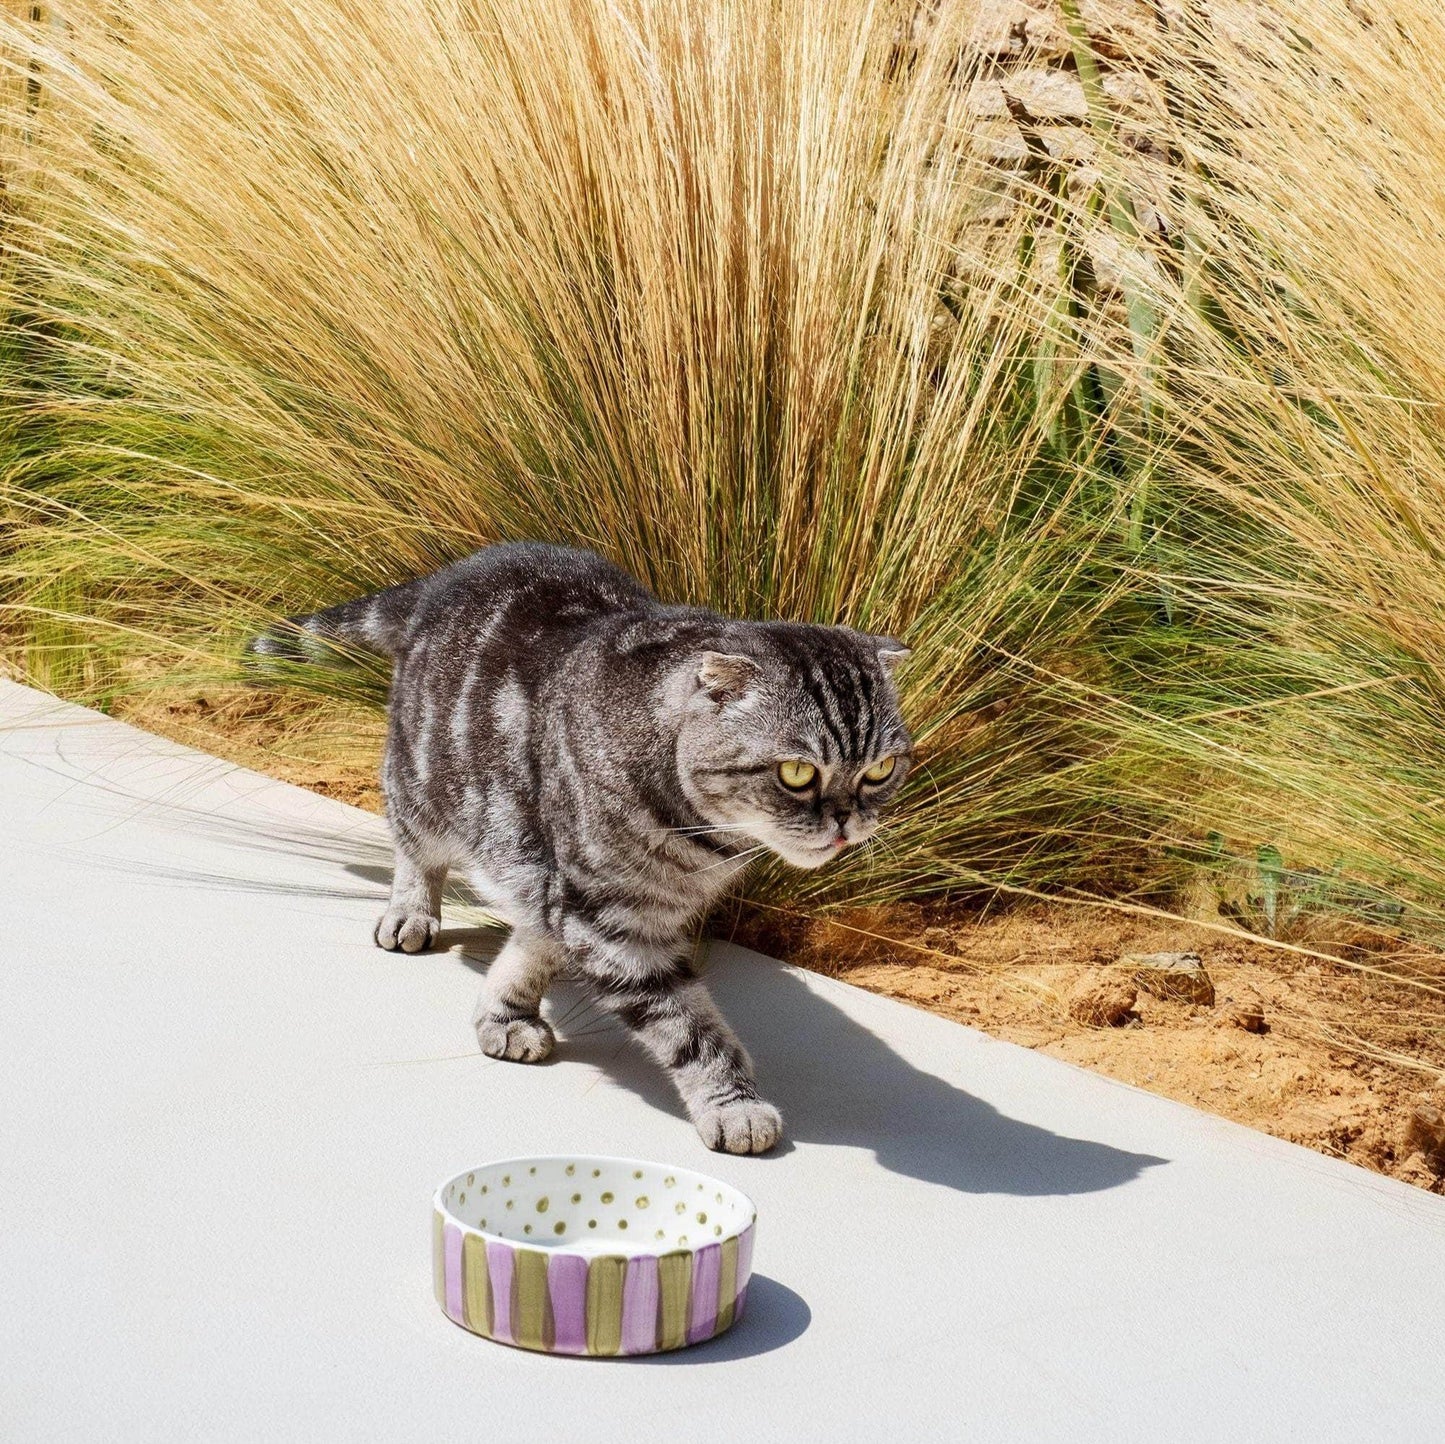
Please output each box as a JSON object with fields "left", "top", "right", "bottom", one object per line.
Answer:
{"left": 374, "top": 908, "right": 440, "bottom": 953}
{"left": 476, "top": 1015, "right": 556, "bottom": 1063}
{"left": 694, "top": 1098, "right": 784, "bottom": 1155}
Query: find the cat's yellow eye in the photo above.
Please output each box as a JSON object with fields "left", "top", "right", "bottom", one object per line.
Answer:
{"left": 862, "top": 755, "right": 897, "bottom": 784}
{"left": 777, "top": 759, "right": 818, "bottom": 790}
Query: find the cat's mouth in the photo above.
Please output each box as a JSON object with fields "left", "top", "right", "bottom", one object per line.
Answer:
{"left": 767, "top": 834, "right": 854, "bottom": 870}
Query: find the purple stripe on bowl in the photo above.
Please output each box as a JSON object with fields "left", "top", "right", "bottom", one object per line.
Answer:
{"left": 486, "top": 1241, "right": 515, "bottom": 1345}
{"left": 735, "top": 1223, "right": 755, "bottom": 1320}
{"left": 548, "top": 1253, "right": 589, "bottom": 1355}
{"left": 621, "top": 1254, "right": 660, "bottom": 1355}
{"left": 687, "top": 1243, "right": 722, "bottom": 1344}
{"left": 443, "top": 1222, "right": 464, "bottom": 1325}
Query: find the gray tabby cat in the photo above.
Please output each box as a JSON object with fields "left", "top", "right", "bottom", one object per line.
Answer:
{"left": 253, "top": 543, "right": 911, "bottom": 1154}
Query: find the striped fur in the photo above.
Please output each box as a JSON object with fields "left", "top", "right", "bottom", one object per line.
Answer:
{"left": 253, "top": 543, "right": 912, "bottom": 1154}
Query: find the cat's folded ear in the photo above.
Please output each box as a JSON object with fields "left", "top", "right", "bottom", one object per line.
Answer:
{"left": 697, "top": 651, "right": 761, "bottom": 705}
{"left": 870, "top": 636, "right": 912, "bottom": 672}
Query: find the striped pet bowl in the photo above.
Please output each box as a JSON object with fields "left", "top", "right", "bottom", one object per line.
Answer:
{"left": 433, "top": 1154, "right": 757, "bottom": 1356}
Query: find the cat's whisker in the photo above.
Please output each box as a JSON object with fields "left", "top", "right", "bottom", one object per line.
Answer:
{"left": 664, "top": 823, "right": 756, "bottom": 836}
{"left": 695, "top": 843, "right": 771, "bottom": 875}
{"left": 548, "top": 994, "right": 599, "bottom": 1033}
{"left": 565, "top": 1018, "right": 626, "bottom": 1043}
{"left": 851, "top": 830, "right": 899, "bottom": 885}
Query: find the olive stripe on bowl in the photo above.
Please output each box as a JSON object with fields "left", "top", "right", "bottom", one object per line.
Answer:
{"left": 434, "top": 1216, "right": 756, "bottom": 1356}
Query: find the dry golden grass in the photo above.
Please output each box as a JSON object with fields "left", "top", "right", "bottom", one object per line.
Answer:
{"left": 1075, "top": 1, "right": 1445, "bottom": 934}
{"left": 0, "top": 0, "right": 1134, "bottom": 899}
{"left": 5, "top": 0, "right": 1445, "bottom": 1054}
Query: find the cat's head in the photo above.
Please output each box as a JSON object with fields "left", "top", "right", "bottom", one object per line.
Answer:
{"left": 675, "top": 624, "right": 913, "bottom": 869}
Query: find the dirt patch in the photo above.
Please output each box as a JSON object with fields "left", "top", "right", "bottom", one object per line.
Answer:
{"left": 102, "top": 688, "right": 1445, "bottom": 1194}
{"left": 111, "top": 688, "right": 387, "bottom": 812}
{"left": 736, "top": 903, "right": 1445, "bottom": 1194}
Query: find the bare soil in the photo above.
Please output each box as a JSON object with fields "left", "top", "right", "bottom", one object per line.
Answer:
{"left": 115, "top": 688, "right": 387, "bottom": 811}
{"left": 114, "top": 688, "right": 1445, "bottom": 1195}
{"left": 736, "top": 903, "right": 1445, "bottom": 1193}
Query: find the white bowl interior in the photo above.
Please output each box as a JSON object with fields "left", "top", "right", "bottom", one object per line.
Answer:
{"left": 438, "top": 1156, "right": 755, "bottom": 1257}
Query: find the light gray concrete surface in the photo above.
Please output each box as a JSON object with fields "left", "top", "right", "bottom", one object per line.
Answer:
{"left": 3, "top": 677, "right": 1443, "bottom": 1442}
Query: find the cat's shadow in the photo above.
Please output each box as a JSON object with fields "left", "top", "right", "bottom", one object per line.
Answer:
{"left": 431, "top": 917, "right": 1167, "bottom": 1200}
{"left": 54, "top": 786, "right": 1161, "bottom": 1199}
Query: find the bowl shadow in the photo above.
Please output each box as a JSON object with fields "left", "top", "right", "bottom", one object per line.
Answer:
{"left": 630, "top": 1275, "right": 810, "bottom": 1365}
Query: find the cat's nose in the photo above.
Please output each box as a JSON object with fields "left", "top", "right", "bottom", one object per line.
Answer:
{"left": 835, "top": 809, "right": 851, "bottom": 828}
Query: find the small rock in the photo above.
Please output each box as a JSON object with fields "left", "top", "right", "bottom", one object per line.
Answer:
{"left": 1219, "top": 986, "right": 1267, "bottom": 1034}
{"left": 966, "top": 70, "right": 1088, "bottom": 122}
{"left": 1403, "top": 1102, "right": 1445, "bottom": 1175}
{"left": 1125, "top": 951, "right": 1216, "bottom": 1007}
{"left": 1396, "top": 1152, "right": 1442, "bottom": 1190}
{"left": 1068, "top": 975, "right": 1137, "bottom": 1027}
{"left": 1279, "top": 1099, "right": 1354, "bottom": 1143}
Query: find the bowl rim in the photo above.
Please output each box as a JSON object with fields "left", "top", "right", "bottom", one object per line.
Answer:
{"left": 433, "top": 1152, "right": 758, "bottom": 1258}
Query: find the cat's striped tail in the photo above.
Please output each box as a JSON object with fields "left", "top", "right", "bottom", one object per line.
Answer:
{"left": 247, "top": 576, "right": 425, "bottom": 663}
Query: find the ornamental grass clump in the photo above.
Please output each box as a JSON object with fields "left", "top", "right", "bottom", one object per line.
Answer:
{"left": 5, "top": 0, "right": 1445, "bottom": 1018}
{"left": 0, "top": 0, "right": 1143, "bottom": 904}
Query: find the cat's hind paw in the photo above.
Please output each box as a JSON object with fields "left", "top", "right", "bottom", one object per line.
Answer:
{"left": 374, "top": 908, "right": 440, "bottom": 953}
{"left": 694, "top": 1098, "right": 784, "bottom": 1155}
{"left": 476, "top": 1015, "right": 556, "bottom": 1063}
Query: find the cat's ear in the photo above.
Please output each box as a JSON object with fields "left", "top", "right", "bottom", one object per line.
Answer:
{"left": 697, "top": 651, "right": 760, "bottom": 705}
{"left": 871, "top": 636, "right": 912, "bottom": 673}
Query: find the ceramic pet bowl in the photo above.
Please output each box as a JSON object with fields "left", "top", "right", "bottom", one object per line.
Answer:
{"left": 433, "top": 1155, "right": 757, "bottom": 1356}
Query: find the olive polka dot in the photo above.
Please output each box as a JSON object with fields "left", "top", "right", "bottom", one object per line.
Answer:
{"left": 458, "top": 1191, "right": 466, "bottom": 1205}
{"left": 536, "top": 1196, "right": 550, "bottom": 1213}
{"left": 633, "top": 1170, "right": 643, "bottom": 1179}
{"left": 528, "top": 1166, "right": 537, "bottom": 1175}
{"left": 675, "top": 1202, "right": 687, "bottom": 1215}
{"left": 655, "top": 1229, "right": 666, "bottom": 1240}
{"left": 664, "top": 1176, "right": 676, "bottom": 1188}
{"left": 480, "top": 1185, "right": 488, "bottom": 1195}
{"left": 502, "top": 1174, "right": 511, "bottom": 1186}
{"left": 600, "top": 1191, "right": 614, "bottom": 1204}
{"left": 588, "top": 1219, "right": 597, "bottom": 1229}
{"left": 697, "top": 1212, "right": 708, "bottom": 1224}
{"left": 565, "top": 1164, "right": 575, "bottom": 1176}
{"left": 592, "top": 1168, "right": 601, "bottom": 1178}
{"left": 506, "top": 1200, "right": 515, "bottom": 1210}
{"left": 571, "top": 1193, "right": 582, "bottom": 1204}
{"left": 715, "top": 1192, "right": 723, "bottom": 1203}
{"left": 635, "top": 1195, "right": 649, "bottom": 1209}
{"left": 714, "top": 1225, "right": 722, "bottom": 1237}
{"left": 554, "top": 1221, "right": 566, "bottom": 1236}
{"left": 618, "top": 1219, "right": 628, "bottom": 1230}
{"left": 678, "top": 1235, "right": 689, "bottom": 1246}
{"left": 523, "top": 1224, "right": 533, "bottom": 1235}
{"left": 466, "top": 1173, "right": 475, "bottom": 1187}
